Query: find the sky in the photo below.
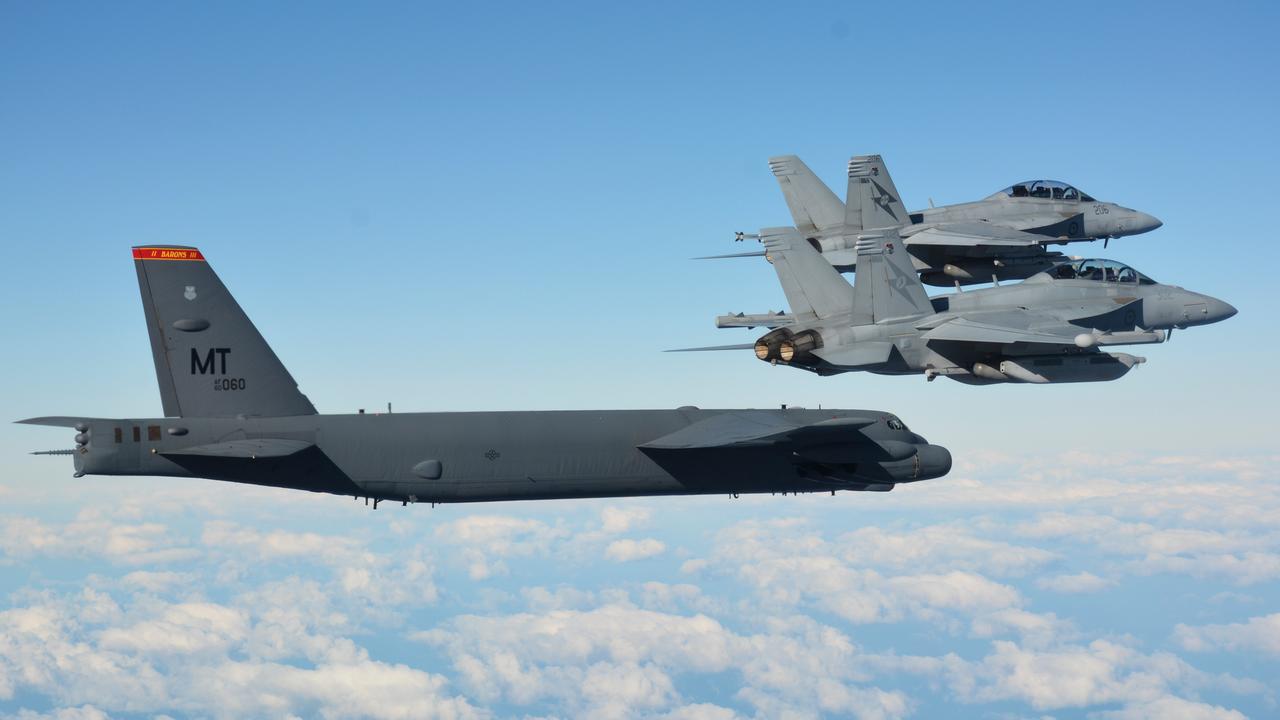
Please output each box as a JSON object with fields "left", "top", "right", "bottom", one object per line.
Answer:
{"left": 1, "top": 2, "right": 1278, "bottom": 718}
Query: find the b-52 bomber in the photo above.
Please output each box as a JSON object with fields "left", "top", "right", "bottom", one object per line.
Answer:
{"left": 717, "top": 154, "right": 1162, "bottom": 286}
{"left": 684, "top": 232, "right": 1235, "bottom": 385}
{"left": 19, "top": 246, "right": 951, "bottom": 505}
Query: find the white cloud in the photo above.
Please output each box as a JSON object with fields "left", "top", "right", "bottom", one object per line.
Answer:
{"left": 201, "top": 521, "right": 438, "bottom": 607}
{"left": 98, "top": 602, "right": 248, "bottom": 657}
{"left": 1035, "top": 572, "right": 1113, "bottom": 594}
{"left": 1092, "top": 696, "right": 1248, "bottom": 720}
{"left": 836, "top": 525, "right": 1056, "bottom": 577}
{"left": 604, "top": 538, "right": 665, "bottom": 562}
{"left": 0, "top": 512, "right": 196, "bottom": 565}
{"left": 416, "top": 604, "right": 909, "bottom": 719}
{"left": 709, "top": 519, "right": 1025, "bottom": 626}
{"left": 432, "top": 515, "right": 568, "bottom": 579}
{"left": 0, "top": 589, "right": 479, "bottom": 719}
{"left": 1174, "top": 613, "right": 1280, "bottom": 657}
{"left": 599, "top": 506, "right": 651, "bottom": 534}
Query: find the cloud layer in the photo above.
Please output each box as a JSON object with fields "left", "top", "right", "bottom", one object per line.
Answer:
{"left": 0, "top": 450, "right": 1276, "bottom": 718}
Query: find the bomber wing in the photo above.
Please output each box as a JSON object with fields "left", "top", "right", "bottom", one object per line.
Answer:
{"left": 639, "top": 412, "right": 876, "bottom": 450}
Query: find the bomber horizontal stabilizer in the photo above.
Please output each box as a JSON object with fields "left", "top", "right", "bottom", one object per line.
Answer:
{"left": 160, "top": 438, "right": 314, "bottom": 459}
{"left": 16, "top": 416, "right": 110, "bottom": 428}
{"left": 640, "top": 412, "right": 876, "bottom": 450}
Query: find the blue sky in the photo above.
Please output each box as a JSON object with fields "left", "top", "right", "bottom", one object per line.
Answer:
{"left": 1, "top": 2, "right": 1278, "bottom": 718}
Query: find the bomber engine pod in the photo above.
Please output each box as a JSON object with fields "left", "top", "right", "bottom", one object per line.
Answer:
{"left": 21, "top": 245, "right": 953, "bottom": 506}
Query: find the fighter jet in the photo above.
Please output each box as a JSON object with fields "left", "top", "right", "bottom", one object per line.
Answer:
{"left": 684, "top": 230, "right": 1234, "bottom": 385}
{"left": 718, "top": 154, "right": 1162, "bottom": 286}
{"left": 19, "top": 246, "right": 951, "bottom": 505}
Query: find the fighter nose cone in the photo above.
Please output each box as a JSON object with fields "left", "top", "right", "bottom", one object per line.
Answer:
{"left": 1133, "top": 211, "right": 1163, "bottom": 234}
{"left": 1204, "top": 297, "right": 1238, "bottom": 324}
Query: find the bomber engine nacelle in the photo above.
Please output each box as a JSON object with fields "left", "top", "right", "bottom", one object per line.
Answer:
{"left": 795, "top": 441, "right": 952, "bottom": 485}
{"left": 971, "top": 352, "right": 1145, "bottom": 384}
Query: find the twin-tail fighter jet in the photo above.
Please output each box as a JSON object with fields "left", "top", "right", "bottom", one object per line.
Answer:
{"left": 681, "top": 231, "right": 1235, "bottom": 385}
{"left": 20, "top": 247, "right": 951, "bottom": 505}
{"left": 713, "top": 154, "right": 1163, "bottom": 286}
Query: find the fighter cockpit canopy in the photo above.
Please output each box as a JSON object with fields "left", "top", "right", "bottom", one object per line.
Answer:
{"left": 988, "top": 180, "right": 1096, "bottom": 202}
{"left": 1050, "top": 259, "right": 1156, "bottom": 285}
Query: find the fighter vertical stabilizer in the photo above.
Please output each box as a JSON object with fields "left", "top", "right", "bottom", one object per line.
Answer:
{"left": 760, "top": 230, "right": 853, "bottom": 321}
{"left": 847, "top": 155, "right": 909, "bottom": 232}
{"left": 769, "top": 155, "right": 844, "bottom": 236}
{"left": 851, "top": 232, "right": 934, "bottom": 323}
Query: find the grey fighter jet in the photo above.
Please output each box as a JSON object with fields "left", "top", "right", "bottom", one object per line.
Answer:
{"left": 720, "top": 155, "right": 1162, "bottom": 286}
{"left": 19, "top": 246, "right": 951, "bottom": 505}
{"left": 686, "top": 231, "right": 1234, "bottom": 385}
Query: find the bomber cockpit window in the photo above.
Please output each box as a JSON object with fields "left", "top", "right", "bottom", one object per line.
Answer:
{"left": 886, "top": 417, "right": 906, "bottom": 431}
{"left": 1066, "top": 259, "right": 1157, "bottom": 285}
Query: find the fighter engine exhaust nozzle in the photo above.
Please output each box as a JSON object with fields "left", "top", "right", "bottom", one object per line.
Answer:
{"left": 754, "top": 328, "right": 795, "bottom": 362}
{"left": 778, "top": 330, "right": 822, "bottom": 363}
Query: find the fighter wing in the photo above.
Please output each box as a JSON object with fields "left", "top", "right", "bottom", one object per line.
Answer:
{"left": 160, "top": 438, "right": 314, "bottom": 459}
{"left": 919, "top": 317, "right": 1079, "bottom": 345}
{"left": 639, "top": 412, "right": 876, "bottom": 450}
{"left": 901, "top": 222, "right": 1045, "bottom": 248}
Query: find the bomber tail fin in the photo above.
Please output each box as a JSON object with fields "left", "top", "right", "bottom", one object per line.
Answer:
{"left": 133, "top": 246, "right": 316, "bottom": 418}
{"left": 768, "top": 155, "right": 845, "bottom": 235}
{"left": 846, "top": 155, "right": 909, "bottom": 232}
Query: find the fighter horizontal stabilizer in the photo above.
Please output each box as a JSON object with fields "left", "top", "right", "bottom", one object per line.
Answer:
{"left": 639, "top": 412, "right": 875, "bottom": 450}
{"left": 920, "top": 318, "right": 1076, "bottom": 346}
{"left": 160, "top": 438, "right": 314, "bottom": 459}
{"left": 694, "top": 250, "right": 768, "bottom": 260}
{"left": 665, "top": 343, "right": 757, "bottom": 353}
{"left": 901, "top": 223, "right": 1044, "bottom": 248}
{"left": 813, "top": 342, "right": 895, "bottom": 368}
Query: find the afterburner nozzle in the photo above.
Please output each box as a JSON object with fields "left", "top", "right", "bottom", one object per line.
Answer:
{"left": 778, "top": 340, "right": 797, "bottom": 362}
{"left": 754, "top": 340, "right": 772, "bottom": 361}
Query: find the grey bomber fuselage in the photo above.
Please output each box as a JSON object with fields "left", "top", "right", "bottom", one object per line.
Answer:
{"left": 22, "top": 245, "right": 951, "bottom": 504}
{"left": 42, "top": 408, "right": 949, "bottom": 503}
